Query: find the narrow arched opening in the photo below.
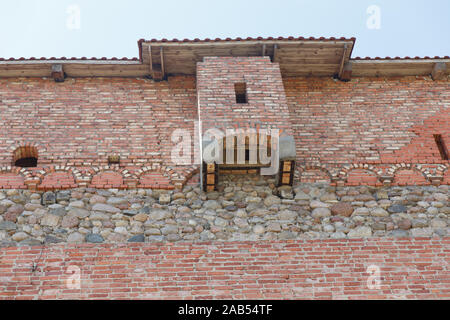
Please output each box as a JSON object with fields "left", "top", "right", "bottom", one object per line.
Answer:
{"left": 13, "top": 146, "right": 38, "bottom": 168}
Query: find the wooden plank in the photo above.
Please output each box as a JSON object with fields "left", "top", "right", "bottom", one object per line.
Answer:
{"left": 431, "top": 62, "right": 447, "bottom": 80}
{"left": 338, "top": 44, "right": 348, "bottom": 78}
{"left": 339, "top": 62, "right": 352, "bottom": 81}
{"left": 206, "top": 174, "right": 215, "bottom": 185}
{"left": 148, "top": 45, "right": 153, "bottom": 75}
{"left": 273, "top": 44, "right": 279, "bottom": 63}
{"left": 160, "top": 47, "right": 165, "bottom": 79}
{"left": 51, "top": 64, "right": 65, "bottom": 82}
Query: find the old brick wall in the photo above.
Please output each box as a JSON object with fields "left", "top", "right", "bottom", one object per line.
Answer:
{"left": 0, "top": 76, "right": 199, "bottom": 189}
{"left": 197, "top": 56, "right": 293, "bottom": 136}
{"left": 284, "top": 76, "right": 450, "bottom": 185}
{"left": 0, "top": 73, "right": 449, "bottom": 189}
{"left": 0, "top": 239, "right": 448, "bottom": 299}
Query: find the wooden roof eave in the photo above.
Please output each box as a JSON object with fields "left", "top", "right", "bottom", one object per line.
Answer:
{"left": 0, "top": 38, "right": 448, "bottom": 79}
{"left": 351, "top": 59, "right": 450, "bottom": 77}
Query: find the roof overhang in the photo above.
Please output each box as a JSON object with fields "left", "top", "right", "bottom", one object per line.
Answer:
{"left": 141, "top": 37, "right": 355, "bottom": 78}
{"left": 0, "top": 37, "right": 448, "bottom": 79}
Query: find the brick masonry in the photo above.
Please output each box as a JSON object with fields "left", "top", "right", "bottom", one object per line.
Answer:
{"left": 284, "top": 76, "right": 450, "bottom": 186}
{"left": 0, "top": 77, "right": 199, "bottom": 190}
{"left": 0, "top": 70, "right": 449, "bottom": 301}
{"left": 0, "top": 71, "right": 449, "bottom": 190}
{"left": 197, "top": 57, "right": 293, "bottom": 135}
{"left": 0, "top": 239, "right": 448, "bottom": 300}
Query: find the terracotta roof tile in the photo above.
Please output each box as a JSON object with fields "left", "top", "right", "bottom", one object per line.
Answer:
{"left": 353, "top": 56, "right": 450, "bottom": 60}
{"left": 1, "top": 36, "right": 448, "bottom": 63}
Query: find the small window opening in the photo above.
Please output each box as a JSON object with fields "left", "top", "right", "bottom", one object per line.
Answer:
{"left": 434, "top": 134, "right": 449, "bottom": 160}
{"left": 235, "top": 83, "right": 248, "bottom": 104}
{"left": 13, "top": 146, "right": 38, "bottom": 168}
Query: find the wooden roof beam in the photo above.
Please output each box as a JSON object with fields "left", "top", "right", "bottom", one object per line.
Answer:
{"left": 272, "top": 44, "right": 279, "bottom": 63}
{"left": 160, "top": 47, "right": 165, "bottom": 79}
{"left": 431, "top": 62, "right": 447, "bottom": 80}
{"left": 51, "top": 64, "right": 65, "bottom": 82}
{"left": 338, "top": 44, "right": 350, "bottom": 81}
{"left": 148, "top": 45, "right": 153, "bottom": 76}
{"left": 149, "top": 45, "right": 165, "bottom": 81}
{"left": 339, "top": 62, "right": 352, "bottom": 81}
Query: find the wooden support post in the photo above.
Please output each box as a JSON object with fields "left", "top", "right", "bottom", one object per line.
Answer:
{"left": 148, "top": 45, "right": 153, "bottom": 76}
{"left": 51, "top": 64, "right": 65, "bottom": 82}
{"left": 261, "top": 44, "right": 266, "bottom": 57}
{"left": 160, "top": 47, "right": 165, "bottom": 79}
{"left": 272, "top": 44, "right": 279, "bottom": 63}
{"left": 338, "top": 44, "right": 349, "bottom": 80}
{"left": 431, "top": 62, "right": 447, "bottom": 80}
{"left": 278, "top": 160, "right": 295, "bottom": 186}
{"left": 339, "top": 62, "right": 353, "bottom": 81}
{"left": 148, "top": 45, "right": 165, "bottom": 81}
{"left": 203, "top": 162, "right": 218, "bottom": 191}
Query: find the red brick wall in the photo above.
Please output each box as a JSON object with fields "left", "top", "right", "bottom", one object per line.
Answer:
{"left": 0, "top": 239, "right": 448, "bottom": 300}
{"left": 0, "top": 74, "right": 448, "bottom": 189}
{"left": 0, "top": 77, "right": 198, "bottom": 189}
{"left": 0, "top": 77, "right": 197, "bottom": 167}
{"left": 284, "top": 76, "right": 450, "bottom": 185}
{"left": 197, "top": 57, "right": 293, "bottom": 136}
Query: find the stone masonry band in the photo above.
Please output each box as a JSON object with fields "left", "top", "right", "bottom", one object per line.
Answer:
{"left": 0, "top": 175, "right": 448, "bottom": 247}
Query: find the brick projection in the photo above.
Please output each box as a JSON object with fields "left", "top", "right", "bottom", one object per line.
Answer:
{"left": 197, "top": 57, "right": 293, "bottom": 136}
{"left": 0, "top": 74, "right": 449, "bottom": 190}
{"left": 0, "top": 239, "right": 448, "bottom": 300}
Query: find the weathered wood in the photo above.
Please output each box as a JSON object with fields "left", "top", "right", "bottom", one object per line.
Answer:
{"left": 278, "top": 160, "right": 295, "bottom": 186}
{"left": 272, "top": 44, "right": 279, "bottom": 63}
{"left": 431, "top": 62, "right": 447, "bottom": 80}
{"left": 1, "top": 39, "right": 449, "bottom": 78}
{"left": 339, "top": 62, "right": 353, "bottom": 81}
{"left": 160, "top": 47, "right": 165, "bottom": 80}
{"left": 51, "top": 64, "right": 65, "bottom": 82}
{"left": 338, "top": 44, "right": 348, "bottom": 79}
{"left": 351, "top": 60, "right": 449, "bottom": 77}
{"left": 148, "top": 45, "right": 153, "bottom": 75}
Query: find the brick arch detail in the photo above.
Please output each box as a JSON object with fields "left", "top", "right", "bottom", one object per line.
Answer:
{"left": 87, "top": 166, "right": 136, "bottom": 188}
{"left": 135, "top": 165, "right": 176, "bottom": 189}
{"left": 0, "top": 166, "right": 33, "bottom": 179}
{"left": 89, "top": 166, "right": 136, "bottom": 179}
{"left": 345, "top": 169, "right": 380, "bottom": 186}
{"left": 443, "top": 166, "right": 450, "bottom": 184}
{"left": 436, "top": 164, "right": 449, "bottom": 177}
{"left": 339, "top": 164, "right": 382, "bottom": 185}
{"left": 297, "top": 164, "right": 334, "bottom": 183}
{"left": 0, "top": 167, "right": 30, "bottom": 189}
{"left": 170, "top": 166, "right": 200, "bottom": 188}
{"left": 36, "top": 166, "right": 80, "bottom": 190}
{"left": 340, "top": 163, "right": 383, "bottom": 179}
{"left": 135, "top": 165, "right": 176, "bottom": 180}
{"left": 387, "top": 164, "right": 433, "bottom": 182}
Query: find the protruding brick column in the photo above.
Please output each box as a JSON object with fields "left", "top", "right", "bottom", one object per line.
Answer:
{"left": 196, "top": 56, "right": 296, "bottom": 190}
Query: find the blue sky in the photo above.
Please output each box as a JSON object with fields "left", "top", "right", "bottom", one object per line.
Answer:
{"left": 0, "top": 0, "right": 449, "bottom": 59}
